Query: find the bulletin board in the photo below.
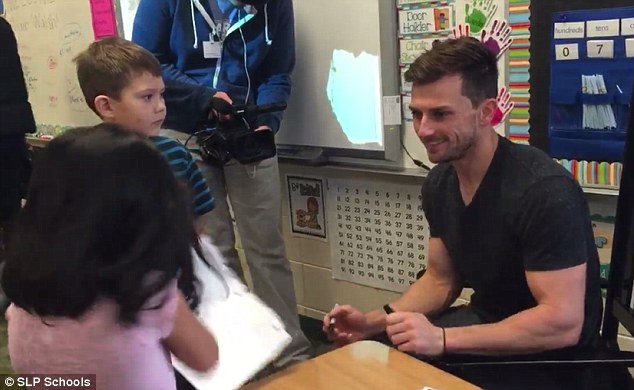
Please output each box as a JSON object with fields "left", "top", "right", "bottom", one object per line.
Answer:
{"left": 398, "top": 0, "right": 508, "bottom": 139}
{"left": 547, "top": 6, "right": 634, "bottom": 163}
{"left": 3, "top": 0, "right": 118, "bottom": 136}
{"left": 529, "top": 0, "right": 634, "bottom": 152}
{"left": 327, "top": 178, "right": 429, "bottom": 293}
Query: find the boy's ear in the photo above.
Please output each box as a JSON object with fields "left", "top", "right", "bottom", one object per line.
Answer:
{"left": 94, "top": 95, "right": 115, "bottom": 119}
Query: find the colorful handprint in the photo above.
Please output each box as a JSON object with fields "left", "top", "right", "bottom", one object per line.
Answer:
{"left": 451, "top": 20, "right": 513, "bottom": 60}
{"left": 465, "top": 0, "right": 497, "bottom": 34}
{"left": 450, "top": 23, "right": 470, "bottom": 39}
{"left": 480, "top": 19, "right": 512, "bottom": 59}
{"left": 492, "top": 86, "right": 514, "bottom": 128}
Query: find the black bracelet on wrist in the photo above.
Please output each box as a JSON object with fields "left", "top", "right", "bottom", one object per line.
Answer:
{"left": 383, "top": 303, "right": 394, "bottom": 315}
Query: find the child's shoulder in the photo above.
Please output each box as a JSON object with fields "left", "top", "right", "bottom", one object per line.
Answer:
{"left": 150, "top": 135, "right": 186, "bottom": 150}
{"left": 150, "top": 136, "right": 192, "bottom": 160}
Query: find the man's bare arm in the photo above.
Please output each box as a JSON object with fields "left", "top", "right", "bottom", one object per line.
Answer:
{"left": 445, "top": 263, "right": 586, "bottom": 355}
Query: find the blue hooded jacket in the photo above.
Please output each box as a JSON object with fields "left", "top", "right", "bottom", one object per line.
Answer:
{"left": 132, "top": 0, "right": 295, "bottom": 133}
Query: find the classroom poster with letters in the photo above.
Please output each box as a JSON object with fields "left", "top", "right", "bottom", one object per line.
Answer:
{"left": 287, "top": 176, "right": 327, "bottom": 240}
{"left": 398, "top": 2, "right": 454, "bottom": 36}
{"left": 397, "top": 0, "right": 457, "bottom": 113}
{"left": 327, "top": 178, "right": 429, "bottom": 293}
{"left": 4, "top": 0, "right": 101, "bottom": 135}
{"left": 400, "top": 38, "right": 437, "bottom": 65}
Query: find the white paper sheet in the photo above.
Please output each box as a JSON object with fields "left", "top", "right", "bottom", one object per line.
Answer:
{"left": 172, "top": 237, "right": 292, "bottom": 390}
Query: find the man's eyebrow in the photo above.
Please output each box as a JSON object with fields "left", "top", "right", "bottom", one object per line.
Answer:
{"left": 408, "top": 105, "right": 452, "bottom": 111}
{"left": 429, "top": 105, "right": 452, "bottom": 111}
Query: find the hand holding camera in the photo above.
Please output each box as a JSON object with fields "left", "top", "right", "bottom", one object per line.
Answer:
{"left": 195, "top": 95, "right": 286, "bottom": 166}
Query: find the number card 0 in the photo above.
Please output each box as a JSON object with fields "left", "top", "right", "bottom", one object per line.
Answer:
{"left": 327, "top": 178, "right": 429, "bottom": 293}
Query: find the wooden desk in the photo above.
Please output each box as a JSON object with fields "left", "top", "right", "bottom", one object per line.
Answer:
{"left": 243, "top": 341, "right": 480, "bottom": 389}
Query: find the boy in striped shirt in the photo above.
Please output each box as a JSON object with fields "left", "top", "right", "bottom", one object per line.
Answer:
{"left": 73, "top": 37, "right": 214, "bottom": 222}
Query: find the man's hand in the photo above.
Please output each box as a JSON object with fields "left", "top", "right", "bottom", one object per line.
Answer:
{"left": 386, "top": 312, "right": 444, "bottom": 356}
{"left": 210, "top": 91, "right": 233, "bottom": 122}
{"left": 323, "top": 305, "right": 371, "bottom": 346}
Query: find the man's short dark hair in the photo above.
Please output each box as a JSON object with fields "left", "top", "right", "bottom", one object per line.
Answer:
{"left": 404, "top": 37, "right": 498, "bottom": 106}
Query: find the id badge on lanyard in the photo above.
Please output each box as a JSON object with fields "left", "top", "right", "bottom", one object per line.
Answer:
{"left": 192, "top": 0, "right": 223, "bottom": 58}
{"left": 203, "top": 34, "right": 222, "bottom": 59}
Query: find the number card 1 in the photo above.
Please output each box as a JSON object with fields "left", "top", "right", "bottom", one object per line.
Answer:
{"left": 327, "top": 178, "right": 429, "bottom": 293}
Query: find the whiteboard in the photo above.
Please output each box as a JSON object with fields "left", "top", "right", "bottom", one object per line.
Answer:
{"left": 117, "top": 0, "right": 139, "bottom": 39}
{"left": 276, "top": 0, "right": 401, "bottom": 163}
{"left": 3, "top": 0, "right": 118, "bottom": 135}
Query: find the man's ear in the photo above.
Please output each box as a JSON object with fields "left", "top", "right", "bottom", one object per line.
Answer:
{"left": 478, "top": 98, "right": 497, "bottom": 127}
{"left": 94, "top": 95, "right": 114, "bottom": 119}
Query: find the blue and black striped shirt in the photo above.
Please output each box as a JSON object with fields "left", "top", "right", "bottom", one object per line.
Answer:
{"left": 151, "top": 136, "right": 214, "bottom": 216}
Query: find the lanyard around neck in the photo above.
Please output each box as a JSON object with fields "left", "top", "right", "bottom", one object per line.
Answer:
{"left": 192, "top": 0, "right": 219, "bottom": 38}
{"left": 192, "top": 0, "right": 256, "bottom": 40}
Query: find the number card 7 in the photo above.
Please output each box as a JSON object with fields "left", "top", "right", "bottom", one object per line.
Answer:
{"left": 587, "top": 40, "right": 614, "bottom": 59}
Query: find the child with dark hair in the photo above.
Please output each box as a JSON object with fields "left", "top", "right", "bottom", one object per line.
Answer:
{"left": 2, "top": 123, "right": 218, "bottom": 390}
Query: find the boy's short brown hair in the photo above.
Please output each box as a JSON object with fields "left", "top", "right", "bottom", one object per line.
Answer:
{"left": 73, "top": 37, "right": 162, "bottom": 115}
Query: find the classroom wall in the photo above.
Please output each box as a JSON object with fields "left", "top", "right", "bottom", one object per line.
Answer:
{"left": 227, "top": 161, "right": 634, "bottom": 349}
{"left": 263, "top": 165, "right": 634, "bottom": 349}
{"left": 11, "top": 0, "right": 632, "bottom": 351}
{"left": 267, "top": 1, "right": 634, "bottom": 353}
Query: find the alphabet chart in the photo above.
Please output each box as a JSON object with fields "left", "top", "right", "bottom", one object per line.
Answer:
{"left": 327, "top": 178, "right": 429, "bottom": 293}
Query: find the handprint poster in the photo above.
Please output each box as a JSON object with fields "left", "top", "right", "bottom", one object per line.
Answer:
{"left": 456, "top": 0, "right": 504, "bottom": 35}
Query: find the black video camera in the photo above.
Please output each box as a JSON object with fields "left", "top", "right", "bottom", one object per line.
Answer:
{"left": 196, "top": 98, "right": 286, "bottom": 166}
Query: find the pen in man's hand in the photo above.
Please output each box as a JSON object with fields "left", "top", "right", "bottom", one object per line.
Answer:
{"left": 328, "top": 303, "right": 338, "bottom": 332}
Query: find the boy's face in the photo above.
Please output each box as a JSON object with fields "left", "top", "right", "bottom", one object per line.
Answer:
{"left": 100, "top": 72, "right": 166, "bottom": 137}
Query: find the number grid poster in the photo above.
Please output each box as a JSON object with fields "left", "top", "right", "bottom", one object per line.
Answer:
{"left": 327, "top": 178, "right": 429, "bottom": 292}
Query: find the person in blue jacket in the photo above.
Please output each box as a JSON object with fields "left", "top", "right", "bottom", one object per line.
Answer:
{"left": 132, "top": 0, "right": 312, "bottom": 371}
